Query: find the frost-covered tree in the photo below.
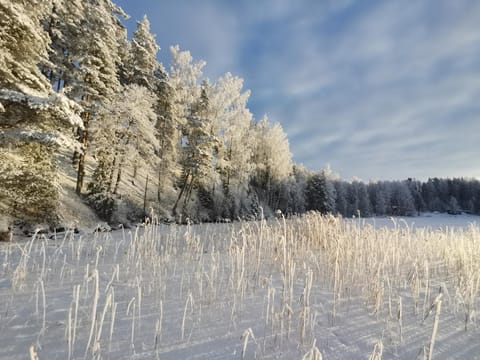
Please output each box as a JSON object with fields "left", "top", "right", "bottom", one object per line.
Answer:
{"left": 0, "top": 0, "right": 82, "bottom": 224}
{"left": 251, "top": 117, "right": 292, "bottom": 211}
{"left": 41, "top": 0, "right": 85, "bottom": 91}
{"left": 356, "top": 181, "right": 371, "bottom": 217}
{"left": 334, "top": 180, "right": 348, "bottom": 216}
{"left": 173, "top": 80, "right": 218, "bottom": 218}
{"left": 210, "top": 73, "right": 254, "bottom": 216}
{"left": 168, "top": 46, "right": 207, "bottom": 217}
{"left": 390, "top": 181, "right": 416, "bottom": 216}
{"left": 305, "top": 169, "right": 336, "bottom": 214}
{"left": 128, "top": 15, "right": 159, "bottom": 89}
{"left": 86, "top": 84, "right": 156, "bottom": 220}
{"left": 0, "top": 143, "right": 60, "bottom": 222}
{"left": 154, "top": 69, "right": 182, "bottom": 206}
{"left": 169, "top": 45, "right": 205, "bottom": 121}
{"left": 86, "top": 148, "right": 115, "bottom": 221}
{"left": 368, "top": 182, "right": 388, "bottom": 216}
{"left": 72, "top": 0, "right": 126, "bottom": 194}
{"left": 0, "top": 0, "right": 51, "bottom": 96}
{"left": 0, "top": 0, "right": 82, "bottom": 137}
{"left": 90, "top": 84, "right": 156, "bottom": 193}
{"left": 286, "top": 165, "right": 309, "bottom": 214}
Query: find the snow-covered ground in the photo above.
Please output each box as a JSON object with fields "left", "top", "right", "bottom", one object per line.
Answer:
{"left": 1, "top": 214, "right": 479, "bottom": 359}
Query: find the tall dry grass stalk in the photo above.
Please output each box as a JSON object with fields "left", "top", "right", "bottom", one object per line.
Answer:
{"left": 2, "top": 212, "right": 479, "bottom": 358}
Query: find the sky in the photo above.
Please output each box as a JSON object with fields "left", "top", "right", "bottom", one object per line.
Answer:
{"left": 115, "top": 0, "right": 480, "bottom": 181}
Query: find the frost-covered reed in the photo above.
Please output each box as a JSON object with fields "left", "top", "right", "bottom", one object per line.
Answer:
{"left": 1, "top": 212, "right": 479, "bottom": 358}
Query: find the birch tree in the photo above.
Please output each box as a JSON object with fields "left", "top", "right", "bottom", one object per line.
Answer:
{"left": 250, "top": 117, "right": 293, "bottom": 212}
{"left": 173, "top": 80, "right": 218, "bottom": 218}
{"left": 168, "top": 46, "right": 206, "bottom": 218}
{"left": 87, "top": 84, "right": 156, "bottom": 219}
{"left": 209, "top": 73, "right": 254, "bottom": 216}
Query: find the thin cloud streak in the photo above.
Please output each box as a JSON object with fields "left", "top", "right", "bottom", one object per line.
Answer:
{"left": 116, "top": 0, "right": 480, "bottom": 180}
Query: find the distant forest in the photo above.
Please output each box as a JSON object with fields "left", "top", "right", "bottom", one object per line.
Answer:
{"left": 301, "top": 172, "right": 480, "bottom": 218}
{"left": 1, "top": 1, "right": 478, "bottom": 226}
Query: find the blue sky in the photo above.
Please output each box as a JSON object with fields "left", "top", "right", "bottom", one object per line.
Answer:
{"left": 115, "top": 0, "right": 480, "bottom": 181}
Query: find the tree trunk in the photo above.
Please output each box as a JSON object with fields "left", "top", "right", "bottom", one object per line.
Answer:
{"left": 133, "top": 137, "right": 139, "bottom": 179}
{"left": 181, "top": 175, "right": 195, "bottom": 217}
{"left": 72, "top": 127, "right": 81, "bottom": 165}
{"left": 113, "top": 136, "right": 131, "bottom": 195}
{"left": 157, "top": 163, "right": 165, "bottom": 203}
{"left": 133, "top": 162, "right": 138, "bottom": 179}
{"left": 108, "top": 156, "right": 117, "bottom": 193}
{"left": 172, "top": 170, "right": 190, "bottom": 217}
{"left": 143, "top": 174, "right": 149, "bottom": 215}
{"left": 113, "top": 157, "right": 124, "bottom": 195}
{"left": 157, "top": 132, "right": 167, "bottom": 202}
{"left": 75, "top": 110, "right": 90, "bottom": 195}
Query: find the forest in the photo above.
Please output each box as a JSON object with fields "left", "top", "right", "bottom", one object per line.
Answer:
{"left": 1, "top": 0, "right": 479, "bottom": 227}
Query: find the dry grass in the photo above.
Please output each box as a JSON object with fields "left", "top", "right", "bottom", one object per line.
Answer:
{"left": 1, "top": 212, "right": 479, "bottom": 359}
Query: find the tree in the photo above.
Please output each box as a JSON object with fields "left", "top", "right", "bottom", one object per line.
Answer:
{"left": 72, "top": 0, "right": 126, "bottom": 194}
{"left": 305, "top": 170, "right": 336, "bottom": 214}
{"left": 41, "top": 0, "right": 85, "bottom": 91}
{"left": 334, "top": 180, "right": 348, "bottom": 216}
{"left": 92, "top": 85, "right": 156, "bottom": 192}
{"left": 390, "top": 181, "right": 416, "bottom": 216}
{"left": 128, "top": 15, "right": 159, "bottom": 89}
{"left": 154, "top": 69, "right": 182, "bottom": 206}
{"left": 208, "top": 73, "right": 254, "bottom": 217}
{"left": 285, "top": 164, "right": 309, "bottom": 215}
{"left": 369, "top": 182, "right": 388, "bottom": 216}
{"left": 168, "top": 45, "right": 207, "bottom": 218}
{"left": 0, "top": 0, "right": 82, "bottom": 224}
{"left": 356, "top": 181, "right": 371, "bottom": 217}
{"left": 173, "top": 80, "right": 218, "bottom": 218}
{"left": 251, "top": 117, "right": 292, "bottom": 211}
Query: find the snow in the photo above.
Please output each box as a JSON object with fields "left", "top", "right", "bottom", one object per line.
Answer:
{"left": 0, "top": 215, "right": 479, "bottom": 359}
{"left": 0, "top": 129, "right": 82, "bottom": 152}
{"left": 355, "top": 213, "right": 479, "bottom": 230}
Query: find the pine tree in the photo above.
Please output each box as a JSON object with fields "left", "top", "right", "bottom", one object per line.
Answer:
{"left": 0, "top": 143, "right": 60, "bottom": 223}
{"left": 72, "top": 0, "right": 126, "bottom": 194}
{"left": 128, "top": 15, "right": 159, "bottom": 89}
{"left": 0, "top": 0, "right": 82, "bottom": 224}
{"left": 154, "top": 68, "right": 181, "bottom": 206}
{"left": 42, "top": 0, "right": 85, "bottom": 91}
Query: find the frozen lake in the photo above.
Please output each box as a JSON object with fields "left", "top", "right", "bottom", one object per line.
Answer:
{"left": 353, "top": 212, "right": 479, "bottom": 230}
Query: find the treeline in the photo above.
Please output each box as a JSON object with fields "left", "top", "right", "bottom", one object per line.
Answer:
{"left": 0, "top": 0, "right": 293, "bottom": 224}
{"left": 302, "top": 170, "right": 480, "bottom": 217}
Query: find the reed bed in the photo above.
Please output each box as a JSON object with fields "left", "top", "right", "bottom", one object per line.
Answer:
{"left": 0, "top": 213, "right": 479, "bottom": 359}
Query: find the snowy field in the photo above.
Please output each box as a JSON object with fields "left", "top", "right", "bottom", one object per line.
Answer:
{"left": 1, "top": 213, "right": 479, "bottom": 359}
{"left": 355, "top": 213, "right": 479, "bottom": 231}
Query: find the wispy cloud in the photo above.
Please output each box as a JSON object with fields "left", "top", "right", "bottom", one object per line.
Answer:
{"left": 117, "top": 0, "right": 480, "bottom": 180}
{"left": 259, "top": 0, "right": 480, "bottom": 180}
